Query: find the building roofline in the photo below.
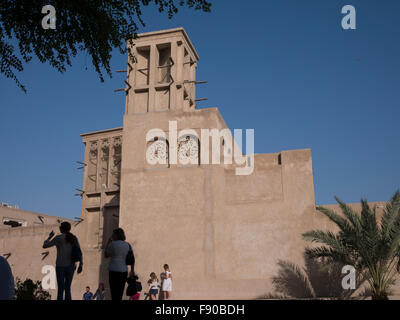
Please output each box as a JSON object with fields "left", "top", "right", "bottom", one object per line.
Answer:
{"left": 0, "top": 206, "right": 75, "bottom": 222}
{"left": 80, "top": 127, "right": 123, "bottom": 138}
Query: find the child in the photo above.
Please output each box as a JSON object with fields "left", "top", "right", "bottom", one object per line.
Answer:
{"left": 162, "top": 264, "right": 172, "bottom": 300}
{"left": 159, "top": 272, "right": 166, "bottom": 300}
{"left": 126, "top": 273, "right": 142, "bottom": 300}
{"left": 148, "top": 272, "right": 159, "bottom": 300}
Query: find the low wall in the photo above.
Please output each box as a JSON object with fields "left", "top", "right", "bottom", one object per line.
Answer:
{"left": 0, "top": 222, "right": 102, "bottom": 300}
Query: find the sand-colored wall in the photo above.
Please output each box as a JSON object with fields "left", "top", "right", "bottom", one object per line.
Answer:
{"left": 119, "top": 105, "right": 317, "bottom": 299}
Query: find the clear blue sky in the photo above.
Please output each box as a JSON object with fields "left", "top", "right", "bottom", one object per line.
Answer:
{"left": 0, "top": 0, "right": 399, "bottom": 220}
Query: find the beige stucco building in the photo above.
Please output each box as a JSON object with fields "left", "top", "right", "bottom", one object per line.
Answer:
{"left": 0, "top": 28, "right": 394, "bottom": 300}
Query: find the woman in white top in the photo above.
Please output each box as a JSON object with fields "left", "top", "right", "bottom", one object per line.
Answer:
{"left": 105, "top": 228, "right": 134, "bottom": 300}
{"left": 162, "top": 264, "right": 172, "bottom": 299}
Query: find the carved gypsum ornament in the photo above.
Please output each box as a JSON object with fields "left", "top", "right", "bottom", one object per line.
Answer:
{"left": 177, "top": 135, "right": 199, "bottom": 164}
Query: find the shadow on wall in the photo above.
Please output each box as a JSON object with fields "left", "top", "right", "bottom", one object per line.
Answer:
{"left": 260, "top": 253, "right": 370, "bottom": 300}
{"left": 97, "top": 194, "right": 120, "bottom": 300}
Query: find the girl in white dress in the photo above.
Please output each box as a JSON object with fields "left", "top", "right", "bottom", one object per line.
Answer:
{"left": 162, "top": 264, "right": 172, "bottom": 299}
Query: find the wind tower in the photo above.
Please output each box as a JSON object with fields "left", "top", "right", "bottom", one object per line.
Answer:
{"left": 125, "top": 28, "right": 201, "bottom": 114}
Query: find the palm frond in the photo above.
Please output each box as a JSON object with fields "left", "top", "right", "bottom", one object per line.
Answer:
{"left": 304, "top": 246, "right": 354, "bottom": 266}
{"left": 303, "top": 230, "right": 348, "bottom": 253}
{"left": 316, "top": 206, "right": 356, "bottom": 239}
{"left": 380, "top": 191, "right": 400, "bottom": 245}
{"left": 359, "top": 200, "right": 381, "bottom": 264}
{"left": 334, "top": 196, "right": 362, "bottom": 233}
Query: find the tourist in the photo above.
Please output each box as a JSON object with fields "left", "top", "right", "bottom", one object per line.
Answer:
{"left": 148, "top": 272, "right": 159, "bottom": 300}
{"left": 159, "top": 272, "right": 166, "bottom": 300}
{"left": 105, "top": 228, "right": 135, "bottom": 300}
{"left": 82, "top": 286, "right": 93, "bottom": 300}
{"left": 162, "top": 264, "right": 172, "bottom": 300}
{"left": 43, "top": 221, "right": 83, "bottom": 300}
{"left": 93, "top": 283, "right": 105, "bottom": 300}
{"left": 126, "top": 273, "right": 142, "bottom": 300}
{"left": 0, "top": 256, "right": 14, "bottom": 300}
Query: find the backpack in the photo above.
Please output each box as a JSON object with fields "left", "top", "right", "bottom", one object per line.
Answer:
{"left": 126, "top": 243, "right": 135, "bottom": 266}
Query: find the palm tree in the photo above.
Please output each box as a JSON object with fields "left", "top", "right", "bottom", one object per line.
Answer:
{"left": 303, "top": 191, "right": 400, "bottom": 300}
